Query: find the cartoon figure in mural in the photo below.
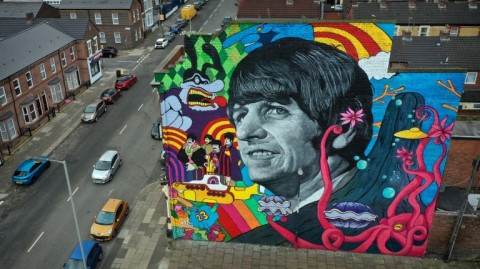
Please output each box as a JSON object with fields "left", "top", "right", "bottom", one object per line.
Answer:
{"left": 177, "top": 133, "right": 206, "bottom": 182}
{"left": 226, "top": 37, "right": 443, "bottom": 255}
{"left": 202, "top": 134, "right": 214, "bottom": 156}
{"left": 204, "top": 139, "right": 222, "bottom": 174}
{"left": 219, "top": 132, "right": 243, "bottom": 186}
{"left": 160, "top": 36, "right": 228, "bottom": 132}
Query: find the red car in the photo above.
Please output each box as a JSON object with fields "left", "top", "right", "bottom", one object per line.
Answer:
{"left": 100, "top": 88, "right": 122, "bottom": 104}
{"left": 115, "top": 74, "right": 137, "bottom": 90}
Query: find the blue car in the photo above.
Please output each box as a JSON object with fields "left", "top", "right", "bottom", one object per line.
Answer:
{"left": 169, "top": 24, "right": 182, "bottom": 34}
{"left": 12, "top": 156, "right": 50, "bottom": 185}
{"left": 64, "top": 240, "right": 103, "bottom": 269}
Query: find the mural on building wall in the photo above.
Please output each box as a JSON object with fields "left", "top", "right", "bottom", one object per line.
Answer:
{"left": 158, "top": 22, "right": 464, "bottom": 256}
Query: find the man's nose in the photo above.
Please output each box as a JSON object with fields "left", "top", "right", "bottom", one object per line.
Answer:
{"left": 235, "top": 113, "right": 267, "bottom": 141}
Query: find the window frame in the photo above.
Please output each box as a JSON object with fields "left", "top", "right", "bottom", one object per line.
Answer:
{"left": 465, "top": 72, "right": 478, "bottom": 85}
{"left": 0, "top": 118, "right": 17, "bottom": 142}
{"left": 25, "top": 71, "right": 34, "bottom": 88}
{"left": 22, "top": 103, "right": 37, "bottom": 124}
{"left": 39, "top": 63, "right": 47, "bottom": 80}
{"left": 114, "top": 32, "right": 121, "bottom": 43}
{"left": 70, "top": 12, "right": 77, "bottom": 19}
{"left": 13, "top": 78, "right": 21, "bottom": 96}
{"left": 93, "top": 36, "right": 99, "bottom": 52}
{"left": 70, "top": 47, "right": 75, "bottom": 61}
{"left": 50, "top": 58, "right": 57, "bottom": 73}
{"left": 87, "top": 40, "right": 93, "bottom": 55}
{"left": 112, "top": 13, "right": 119, "bottom": 24}
{"left": 418, "top": 25, "right": 429, "bottom": 36}
{"left": 0, "top": 86, "right": 7, "bottom": 106}
{"left": 50, "top": 83, "right": 63, "bottom": 103}
{"left": 61, "top": 52, "right": 67, "bottom": 67}
{"left": 95, "top": 12, "right": 102, "bottom": 24}
{"left": 99, "top": 32, "right": 106, "bottom": 43}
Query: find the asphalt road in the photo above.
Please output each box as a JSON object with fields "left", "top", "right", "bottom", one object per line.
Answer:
{"left": 0, "top": 0, "right": 237, "bottom": 268}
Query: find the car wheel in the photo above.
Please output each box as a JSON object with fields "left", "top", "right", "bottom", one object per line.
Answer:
{"left": 104, "top": 106, "right": 107, "bottom": 112}
{"left": 112, "top": 230, "right": 117, "bottom": 238}
{"left": 46, "top": 162, "right": 50, "bottom": 169}
{"left": 109, "top": 175, "right": 113, "bottom": 182}
{"left": 95, "top": 116, "right": 98, "bottom": 122}
{"left": 99, "top": 252, "right": 103, "bottom": 260}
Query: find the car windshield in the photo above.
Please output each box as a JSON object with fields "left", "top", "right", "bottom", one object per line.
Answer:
{"left": 116, "top": 76, "right": 129, "bottom": 82}
{"left": 64, "top": 258, "right": 85, "bottom": 269}
{"left": 95, "top": 160, "right": 111, "bottom": 171}
{"left": 101, "top": 90, "right": 112, "bottom": 97}
{"left": 95, "top": 211, "right": 115, "bottom": 225}
{"left": 84, "top": 106, "right": 96, "bottom": 113}
{"left": 14, "top": 170, "right": 28, "bottom": 177}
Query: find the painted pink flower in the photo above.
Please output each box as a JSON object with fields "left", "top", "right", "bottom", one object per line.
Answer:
{"left": 340, "top": 108, "right": 365, "bottom": 128}
{"left": 428, "top": 117, "right": 454, "bottom": 144}
{"left": 396, "top": 147, "right": 413, "bottom": 162}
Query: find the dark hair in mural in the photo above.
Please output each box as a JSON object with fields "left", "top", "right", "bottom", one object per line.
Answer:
{"left": 211, "top": 139, "right": 222, "bottom": 147}
{"left": 227, "top": 38, "right": 373, "bottom": 161}
{"left": 187, "top": 133, "right": 198, "bottom": 141}
{"left": 224, "top": 132, "right": 234, "bottom": 141}
{"left": 204, "top": 134, "right": 214, "bottom": 141}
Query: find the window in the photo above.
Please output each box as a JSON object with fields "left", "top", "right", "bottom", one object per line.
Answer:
{"left": 25, "top": 72, "right": 33, "bottom": 88}
{"left": 22, "top": 103, "right": 37, "bottom": 124}
{"left": 419, "top": 26, "right": 429, "bottom": 36}
{"left": 136, "top": 9, "right": 140, "bottom": 21}
{"left": 93, "top": 37, "right": 99, "bottom": 52}
{"left": 13, "top": 79, "right": 21, "bottom": 96}
{"left": 465, "top": 72, "right": 477, "bottom": 84}
{"left": 114, "top": 32, "right": 121, "bottom": 43}
{"left": 0, "top": 118, "right": 17, "bottom": 142}
{"left": 99, "top": 32, "right": 106, "bottom": 43}
{"left": 70, "top": 13, "right": 77, "bottom": 19}
{"left": 87, "top": 40, "right": 92, "bottom": 55}
{"left": 50, "top": 58, "right": 56, "bottom": 73}
{"left": 133, "top": 11, "right": 136, "bottom": 22}
{"left": 474, "top": 104, "right": 480, "bottom": 109}
{"left": 50, "top": 84, "right": 63, "bottom": 103}
{"left": 450, "top": 27, "right": 459, "bottom": 37}
{"left": 95, "top": 13, "right": 102, "bottom": 24}
{"left": 0, "top": 86, "right": 7, "bottom": 105}
{"left": 39, "top": 64, "right": 46, "bottom": 80}
{"left": 112, "top": 13, "right": 119, "bottom": 24}
{"left": 61, "top": 52, "right": 67, "bottom": 66}
{"left": 70, "top": 47, "right": 75, "bottom": 60}
{"left": 135, "top": 30, "right": 138, "bottom": 41}
{"left": 66, "top": 70, "right": 80, "bottom": 90}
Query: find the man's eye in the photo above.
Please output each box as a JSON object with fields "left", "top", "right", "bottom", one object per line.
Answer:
{"left": 233, "top": 113, "right": 245, "bottom": 124}
{"left": 266, "top": 107, "right": 289, "bottom": 117}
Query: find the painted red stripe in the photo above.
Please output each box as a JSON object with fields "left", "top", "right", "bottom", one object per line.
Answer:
{"left": 220, "top": 203, "right": 251, "bottom": 233}
{"left": 216, "top": 204, "right": 242, "bottom": 238}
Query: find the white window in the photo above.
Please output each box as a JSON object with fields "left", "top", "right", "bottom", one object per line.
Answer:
{"left": 70, "top": 47, "right": 75, "bottom": 60}
{"left": 419, "top": 26, "right": 429, "bottom": 36}
{"left": 70, "top": 13, "right": 77, "bottom": 19}
{"left": 25, "top": 72, "right": 33, "bottom": 88}
{"left": 112, "top": 13, "right": 119, "bottom": 24}
{"left": 13, "top": 79, "right": 21, "bottom": 96}
{"left": 50, "top": 84, "right": 63, "bottom": 103}
{"left": 50, "top": 58, "right": 56, "bottom": 73}
{"left": 450, "top": 27, "right": 459, "bottom": 37}
{"left": 39, "top": 64, "right": 46, "bottom": 80}
{"left": 0, "top": 118, "right": 17, "bottom": 142}
{"left": 99, "top": 32, "right": 106, "bottom": 43}
{"left": 0, "top": 86, "right": 7, "bottom": 105}
{"left": 465, "top": 72, "right": 477, "bottom": 84}
{"left": 66, "top": 71, "right": 80, "bottom": 90}
{"left": 22, "top": 103, "right": 37, "bottom": 124}
{"left": 114, "top": 32, "right": 121, "bottom": 43}
{"left": 93, "top": 37, "right": 99, "bottom": 52}
{"left": 87, "top": 40, "right": 92, "bottom": 55}
{"left": 133, "top": 11, "right": 136, "bottom": 22}
{"left": 95, "top": 13, "right": 102, "bottom": 24}
{"left": 135, "top": 30, "right": 138, "bottom": 41}
{"left": 61, "top": 52, "right": 67, "bottom": 66}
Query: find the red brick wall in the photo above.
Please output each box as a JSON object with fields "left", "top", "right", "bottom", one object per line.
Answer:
{"left": 442, "top": 138, "right": 480, "bottom": 189}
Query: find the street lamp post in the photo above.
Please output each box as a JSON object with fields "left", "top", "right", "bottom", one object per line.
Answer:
{"left": 50, "top": 159, "right": 87, "bottom": 269}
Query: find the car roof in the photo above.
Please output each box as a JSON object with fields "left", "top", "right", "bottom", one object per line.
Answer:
{"left": 102, "top": 88, "right": 115, "bottom": 93}
{"left": 87, "top": 99, "right": 103, "bottom": 106}
{"left": 69, "top": 240, "right": 97, "bottom": 260}
{"left": 99, "top": 150, "right": 118, "bottom": 161}
{"left": 156, "top": 38, "right": 166, "bottom": 42}
{"left": 17, "top": 157, "right": 46, "bottom": 171}
{"left": 102, "top": 198, "right": 123, "bottom": 212}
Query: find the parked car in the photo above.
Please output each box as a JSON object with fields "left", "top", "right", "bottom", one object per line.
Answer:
{"left": 101, "top": 46, "right": 118, "bottom": 58}
{"left": 115, "top": 74, "right": 137, "bottom": 90}
{"left": 12, "top": 156, "right": 50, "bottom": 185}
{"left": 155, "top": 38, "right": 169, "bottom": 49}
{"left": 63, "top": 240, "right": 103, "bottom": 269}
{"left": 92, "top": 149, "right": 122, "bottom": 184}
{"left": 90, "top": 198, "right": 129, "bottom": 241}
{"left": 174, "top": 18, "right": 188, "bottom": 28}
{"left": 193, "top": 1, "right": 202, "bottom": 10}
{"left": 151, "top": 119, "right": 162, "bottom": 140}
{"left": 81, "top": 99, "right": 107, "bottom": 123}
{"left": 100, "top": 88, "right": 121, "bottom": 104}
{"left": 221, "top": 16, "right": 232, "bottom": 27}
{"left": 169, "top": 23, "right": 182, "bottom": 34}
{"left": 163, "top": 31, "right": 176, "bottom": 42}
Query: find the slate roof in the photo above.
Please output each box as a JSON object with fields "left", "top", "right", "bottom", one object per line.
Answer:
{"left": 390, "top": 36, "right": 480, "bottom": 70}
{"left": 352, "top": 1, "right": 480, "bottom": 25}
{"left": 58, "top": 0, "right": 134, "bottom": 10}
{"left": 0, "top": 18, "right": 91, "bottom": 41}
{"left": 237, "top": 0, "right": 339, "bottom": 19}
{"left": 0, "top": 2, "right": 45, "bottom": 19}
{"left": 0, "top": 22, "right": 74, "bottom": 81}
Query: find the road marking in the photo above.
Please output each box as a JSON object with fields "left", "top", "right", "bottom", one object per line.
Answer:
{"left": 28, "top": 232, "right": 44, "bottom": 253}
{"left": 151, "top": 88, "right": 156, "bottom": 93}
{"left": 119, "top": 124, "right": 127, "bottom": 135}
{"left": 137, "top": 104, "right": 143, "bottom": 111}
{"left": 67, "top": 187, "right": 79, "bottom": 202}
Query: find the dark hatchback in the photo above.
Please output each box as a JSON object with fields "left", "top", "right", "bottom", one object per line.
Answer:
{"left": 163, "top": 31, "right": 176, "bottom": 42}
{"left": 100, "top": 88, "right": 121, "bottom": 104}
{"left": 101, "top": 46, "right": 118, "bottom": 58}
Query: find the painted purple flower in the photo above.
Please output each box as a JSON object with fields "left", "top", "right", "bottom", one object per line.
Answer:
{"left": 428, "top": 117, "right": 454, "bottom": 144}
{"left": 396, "top": 147, "right": 413, "bottom": 162}
{"left": 340, "top": 108, "right": 365, "bottom": 128}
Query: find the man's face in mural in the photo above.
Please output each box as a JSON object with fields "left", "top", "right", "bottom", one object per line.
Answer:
{"left": 187, "top": 138, "right": 194, "bottom": 146}
{"left": 224, "top": 138, "right": 232, "bottom": 146}
{"left": 231, "top": 99, "right": 321, "bottom": 187}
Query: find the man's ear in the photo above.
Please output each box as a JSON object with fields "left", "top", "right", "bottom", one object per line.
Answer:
{"left": 332, "top": 127, "right": 356, "bottom": 149}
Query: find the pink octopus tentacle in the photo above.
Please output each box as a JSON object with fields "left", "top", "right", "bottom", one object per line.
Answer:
{"left": 387, "top": 174, "right": 423, "bottom": 218}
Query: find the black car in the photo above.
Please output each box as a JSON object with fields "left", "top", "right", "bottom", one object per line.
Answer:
{"left": 151, "top": 119, "right": 162, "bottom": 140}
{"left": 174, "top": 18, "right": 188, "bottom": 28}
{"left": 101, "top": 46, "right": 118, "bottom": 58}
{"left": 163, "top": 31, "right": 176, "bottom": 42}
{"left": 193, "top": 2, "right": 202, "bottom": 10}
{"left": 221, "top": 16, "right": 232, "bottom": 27}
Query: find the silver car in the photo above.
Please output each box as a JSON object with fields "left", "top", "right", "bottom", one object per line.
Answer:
{"left": 92, "top": 150, "right": 122, "bottom": 183}
{"left": 82, "top": 99, "right": 107, "bottom": 123}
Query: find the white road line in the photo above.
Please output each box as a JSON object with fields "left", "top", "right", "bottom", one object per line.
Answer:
{"left": 116, "top": 61, "right": 137, "bottom": 63}
{"left": 119, "top": 124, "right": 127, "bottom": 135}
{"left": 137, "top": 104, "right": 143, "bottom": 111}
{"left": 151, "top": 87, "right": 156, "bottom": 93}
{"left": 28, "top": 232, "right": 44, "bottom": 253}
{"left": 67, "top": 187, "right": 79, "bottom": 202}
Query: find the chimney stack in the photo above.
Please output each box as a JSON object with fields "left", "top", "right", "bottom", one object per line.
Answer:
{"left": 402, "top": 29, "right": 412, "bottom": 41}
{"left": 440, "top": 29, "right": 450, "bottom": 41}
{"left": 380, "top": 0, "right": 387, "bottom": 8}
{"left": 438, "top": 0, "right": 446, "bottom": 9}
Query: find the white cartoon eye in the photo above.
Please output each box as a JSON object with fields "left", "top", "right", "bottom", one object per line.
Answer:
{"left": 194, "top": 75, "right": 200, "bottom": 84}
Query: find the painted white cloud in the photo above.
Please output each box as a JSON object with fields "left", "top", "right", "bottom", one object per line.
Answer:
{"left": 358, "top": 51, "right": 396, "bottom": 80}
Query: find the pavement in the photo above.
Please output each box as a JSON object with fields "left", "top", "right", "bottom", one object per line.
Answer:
{"left": 0, "top": 19, "right": 479, "bottom": 269}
